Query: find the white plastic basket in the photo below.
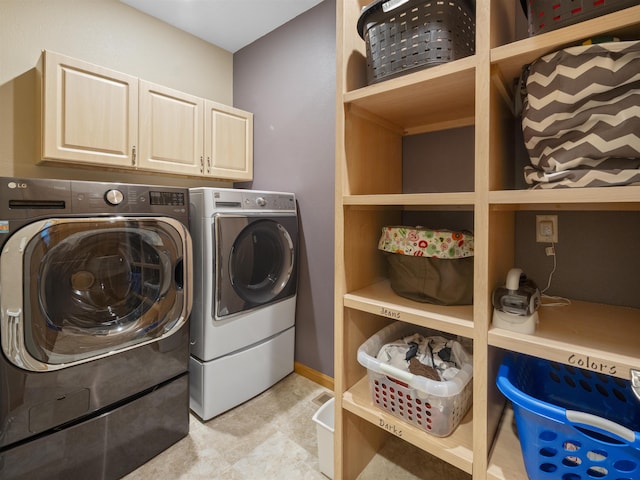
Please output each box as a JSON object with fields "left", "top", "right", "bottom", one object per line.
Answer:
{"left": 357, "top": 322, "right": 473, "bottom": 437}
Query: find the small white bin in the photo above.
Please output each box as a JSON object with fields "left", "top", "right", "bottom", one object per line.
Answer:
{"left": 312, "top": 397, "right": 334, "bottom": 479}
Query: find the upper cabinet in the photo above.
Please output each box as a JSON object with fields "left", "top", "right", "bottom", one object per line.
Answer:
{"left": 38, "top": 50, "right": 138, "bottom": 168}
{"left": 204, "top": 101, "right": 253, "bottom": 181}
{"left": 36, "top": 51, "right": 253, "bottom": 182}
{"left": 138, "top": 80, "right": 204, "bottom": 177}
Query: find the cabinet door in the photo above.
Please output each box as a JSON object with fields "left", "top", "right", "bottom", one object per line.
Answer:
{"left": 138, "top": 80, "right": 204, "bottom": 176}
{"left": 204, "top": 100, "right": 253, "bottom": 181}
{"left": 40, "top": 51, "right": 138, "bottom": 168}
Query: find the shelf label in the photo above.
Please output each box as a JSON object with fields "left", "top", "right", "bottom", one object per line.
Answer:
{"left": 380, "top": 306, "right": 401, "bottom": 320}
{"left": 379, "top": 418, "right": 403, "bottom": 437}
{"left": 567, "top": 353, "right": 617, "bottom": 376}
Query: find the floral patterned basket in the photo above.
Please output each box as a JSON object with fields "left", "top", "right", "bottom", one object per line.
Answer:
{"left": 378, "top": 226, "right": 474, "bottom": 305}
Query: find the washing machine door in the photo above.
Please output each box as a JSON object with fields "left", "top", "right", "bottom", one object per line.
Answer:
{"left": 0, "top": 216, "right": 192, "bottom": 371}
{"left": 214, "top": 214, "right": 297, "bottom": 319}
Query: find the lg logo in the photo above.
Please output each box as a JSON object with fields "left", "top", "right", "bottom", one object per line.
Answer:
{"left": 7, "top": 182, "right": 27, "bottom": 189}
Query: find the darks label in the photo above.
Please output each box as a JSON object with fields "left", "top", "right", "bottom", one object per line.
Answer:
{"left": 379, "top": 418, "right": 403, "bottom": 437}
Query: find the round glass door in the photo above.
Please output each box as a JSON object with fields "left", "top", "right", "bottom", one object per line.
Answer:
{"left": 229, "top": 219, "right": 295, "bottom": 305}
{"left": 1, "top": 217, "right": 191, "bottom": 370}
{"left": 39, "top": 228, "right": 172, "bottom": 334}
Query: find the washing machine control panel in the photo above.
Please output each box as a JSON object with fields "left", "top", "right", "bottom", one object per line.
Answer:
{"left": 149, "top": 191, "right": 186, "bottom": 206}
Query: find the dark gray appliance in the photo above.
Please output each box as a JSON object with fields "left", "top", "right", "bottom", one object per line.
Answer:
{"left": 0, "top": 177, "right": 192, "bottom": 479}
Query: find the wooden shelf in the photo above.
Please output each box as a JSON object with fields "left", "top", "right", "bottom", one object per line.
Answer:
{"left": 487, "top": 406, "right": 528, "bottom": 480}
{"left": 489, "top": 299, "right": 640, "bottom": 380}
{"left": 336, "top": 1, "right": 640, "bottom": 478}
{"left": 342, "top": 192, "right": 475, "bottom": 211}
{"left": 344, "top": 280, "right": 474, "bottom": 338}
{"left": 489, "top": 186, "right": 640, "bottom": 210}
{"left": 491, "top": 5, "right": 640, "bottom": 83}
{"left": 343, "top": 376, "right": 474, "bottom": 475}
{"left": 343, "top": 56, "right": 477, "bottom": 135}
{"left": 343, "top": 192, "right": 475, "bottom": 207}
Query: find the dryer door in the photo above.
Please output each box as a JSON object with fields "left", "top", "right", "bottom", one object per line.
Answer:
{"left": 214, "top": 214, "right": 297, "bottom": 319}
{"left": 1, "top": 216, "right": 192, "bottom": 371}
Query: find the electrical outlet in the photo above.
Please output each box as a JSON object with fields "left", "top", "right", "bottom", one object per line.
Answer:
{"left": 536, "top": 215, "right": 558, "bottom": 243}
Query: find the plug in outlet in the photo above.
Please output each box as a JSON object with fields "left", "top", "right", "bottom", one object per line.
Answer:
{"left": 536, "top": 215, "right": 558, "bottom": 243}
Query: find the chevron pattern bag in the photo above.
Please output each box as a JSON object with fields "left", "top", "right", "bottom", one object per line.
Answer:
{"left": 521, "top": 41, "right": 640, "bottom": 189}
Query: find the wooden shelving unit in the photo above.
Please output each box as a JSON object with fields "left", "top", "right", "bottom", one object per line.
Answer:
{"left": 334, "top": 1, "right": 640, "bottom": 479}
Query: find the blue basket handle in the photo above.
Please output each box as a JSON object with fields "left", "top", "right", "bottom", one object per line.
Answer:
{"left": 566, "top": 410, "right": 639, "bottom": 447}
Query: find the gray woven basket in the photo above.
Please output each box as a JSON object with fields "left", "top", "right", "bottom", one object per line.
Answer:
{"left": 357, "top": 0, "right": 475, "bottom": 84}
{"left": 527, "top": 0, "right": 638, "bottom": 36}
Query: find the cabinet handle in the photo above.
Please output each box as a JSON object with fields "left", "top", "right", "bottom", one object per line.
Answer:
{"left": 207, "top": 156, "right": 211, "bottom": 174}
{"left": 131, "top": 146, "right": 136, "bottom": 166}
{"left": 200, "top": 156, "right": 204, "bottom": 174}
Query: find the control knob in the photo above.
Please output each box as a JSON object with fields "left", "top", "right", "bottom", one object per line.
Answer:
{"left": 105, "top": 189, "right": 124, "bottom": 206}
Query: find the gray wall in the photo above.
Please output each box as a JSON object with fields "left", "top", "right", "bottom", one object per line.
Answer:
{"left": 233, "top": 0, "right": 336, "bottom": 376}
{"left": 515, "top": 211, "right": 640, "bottom": 309}
{"left": 404, "top": 127, "right": 640, "bottom": 309}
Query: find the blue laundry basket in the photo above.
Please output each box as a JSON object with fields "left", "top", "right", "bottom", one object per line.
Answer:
{"left": 496, "top": 353, "right": 640, "bottom": 480}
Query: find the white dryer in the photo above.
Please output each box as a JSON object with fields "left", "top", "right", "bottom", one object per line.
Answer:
{"left": 189, "top": 187, "right": 298, "bottom": 420}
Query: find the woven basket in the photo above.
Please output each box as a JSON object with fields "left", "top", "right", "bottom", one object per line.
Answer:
{"left": 357, "top": 0, "right": 475, "bottom": 84}
{"left": 525, "top": 0, "right": 638, "bottom": 36}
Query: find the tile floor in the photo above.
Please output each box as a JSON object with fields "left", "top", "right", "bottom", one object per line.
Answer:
{"left": 123, "top": 373, "right": 471, "bottom": 480}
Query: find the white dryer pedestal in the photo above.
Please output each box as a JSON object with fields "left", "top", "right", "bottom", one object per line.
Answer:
{"left": 189, "top": 325, "right": 295, "bottom": 421}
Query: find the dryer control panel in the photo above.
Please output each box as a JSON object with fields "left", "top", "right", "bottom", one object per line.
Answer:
{"left": 242, "top": 192, "right": 294, "bottom": 211}
{"left": 210, "top": 189, "right": 295, "bottom": 213}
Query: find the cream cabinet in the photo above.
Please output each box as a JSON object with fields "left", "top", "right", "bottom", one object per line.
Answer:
{"left": 138, "top": 83, "right": 254, "bottom": 180}
{"left": 204, "top": 101, "right": 253, "bottom": 181}
{"left": 334, "top": 1, "right": 640, "bottom": 480}
{"left": 138, "top": 80, "right": 204, "bottom": 176}
{"left": 37, "top": 51, "right": 253, "bottom": 181}
{"left": 37, "top": 50, "right": 138, "bottom": 168}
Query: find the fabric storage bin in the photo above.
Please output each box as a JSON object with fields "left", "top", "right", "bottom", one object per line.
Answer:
{"left": 497, "top": 352, "right": 640, "bottom": 480}
{"left": 378, "top": 226, "right": 473, "bottom": 305}
{"left": 357, "top": 322, "right": 473, "bottom": 437}
{"left": 523, "top": 0, "right": 638, "bottom": 36}
{"left": 520, "top": 41, "right": 640, "bottom": 189}
{"left": 357, "top": 0, "right": 475, "bottom": 84}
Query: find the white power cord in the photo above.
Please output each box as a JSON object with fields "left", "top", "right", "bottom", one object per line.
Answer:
{"left": 540, "top": 242, "right": 571, "bottom": 307}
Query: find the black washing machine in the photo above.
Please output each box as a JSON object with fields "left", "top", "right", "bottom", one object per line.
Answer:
{"left": 0, "top": 177, "right": 192, "bottom": 479}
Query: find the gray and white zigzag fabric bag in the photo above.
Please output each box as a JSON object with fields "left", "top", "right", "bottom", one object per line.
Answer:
{"left": 521, "top": 41, "right": 640, "bottom": 189}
